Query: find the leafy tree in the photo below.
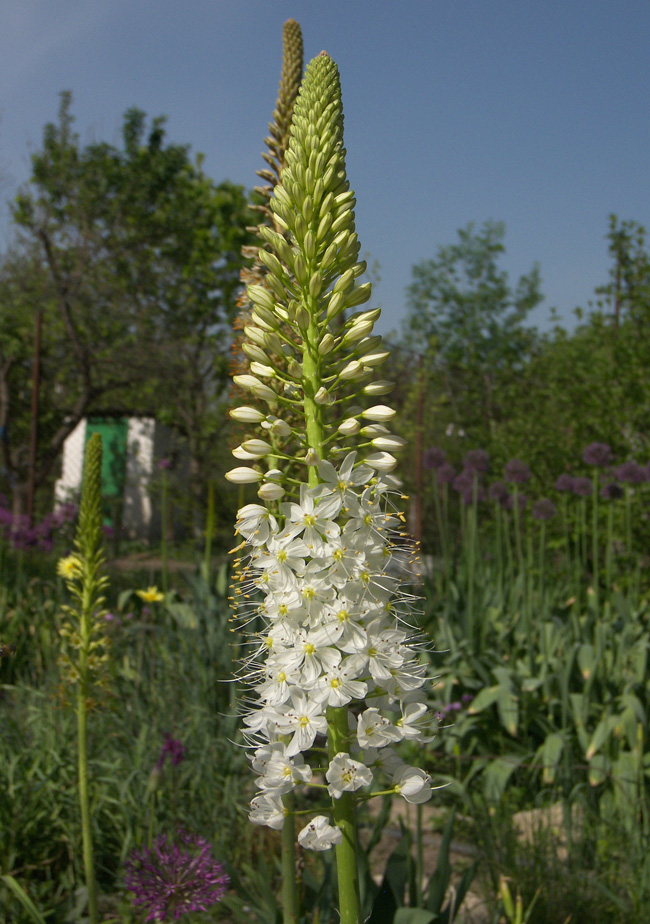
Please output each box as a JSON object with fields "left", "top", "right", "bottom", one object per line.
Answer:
{"left": 10, "top": 93, "right": 255, "bottom": 523}
{"left": 403, "top": 221, "right": 542, "bottom": 444}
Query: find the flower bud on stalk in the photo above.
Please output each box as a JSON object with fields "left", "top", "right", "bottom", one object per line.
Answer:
{"left": 228, "top": 51, "right": 434, "bottom": 924}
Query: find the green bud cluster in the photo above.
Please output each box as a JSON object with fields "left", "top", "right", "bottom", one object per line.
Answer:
{"left": 58, "top": 432, "right": 110, "bottom": 692}
{"left": 227, "top": 53, "right": 401, "bottom": 499}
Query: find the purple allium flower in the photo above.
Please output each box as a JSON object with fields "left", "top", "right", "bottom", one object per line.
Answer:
{"left": 124, "top": 830, "right": 229, "bottom": 921}
{"left": 571, "top": 476, "right": 593, "bottom": 497}
{"left": 461, "top": 693, "right": 474, "bottom": 704}
{"left": 463, "top": 449, "right": 490, "bottom": 474}
{"left": 157, "top": 458, "right": 172, "bottom": 471}
{"left": 423, "top": 446, "right": 447, "bottom": 470}
{"left": 506, "top": 492, "right": 527, "bottom": 511}
{"left": 436, "top": 462, "right": 456, "bottom": 485}
{"left": 583, "top": 442, "right": 613, "bottom": 467}
{"left": 532, "top": 498, "right": 557, "bottom": 521}
{"left": 488, "top": 480, "right": 510, "bottom": 508}
{"left": 156, "top": 733, "right": 187, "bottom": 769}
{"left": 615, "top": 461, "right": 647, "bottom": 484}
{"left": 504, "top": 459, "right": 531, "bottom": 485}
{"left": 601, "top": 482, "right": 624, "bottom": 500}
{"left": 555, "top": 473, "right": 575, "bottom": 492}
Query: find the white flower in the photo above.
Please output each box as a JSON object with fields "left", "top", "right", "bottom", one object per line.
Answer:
{"left": 276, "top": 692, "right": 328, "bottom": 757}
{"left": 259, "top": 752, "right": 312, "bottom": 794}
{"left": 297, "top": 816, "right": 343, "bottom": 851}
{"left": 326, "top": 752, "right": 373, "bottom": 798}
{"left": 396, "top": 701, "right": 430, "bottom": 740}
{"left": 249, "top": 793, "right": 286, "bottom": 829}
{"left": 313, "top": 662, "right": 367, "bottom": 707}
{"left": 356, "top": 707, "right": 402, "bottom": 748}
{"left": 392, "top": 765, "right": 432, "bottom": 804}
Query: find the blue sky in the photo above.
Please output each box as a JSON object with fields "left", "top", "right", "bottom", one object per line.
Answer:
{"left": 1, "top": 1, "right": 648, "bottom": 336}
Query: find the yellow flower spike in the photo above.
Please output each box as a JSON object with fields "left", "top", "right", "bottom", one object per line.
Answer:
{"left": 136, "top": 586, "right": 164, "bottom": 603}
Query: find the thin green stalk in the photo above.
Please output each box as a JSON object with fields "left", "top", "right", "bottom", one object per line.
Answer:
{"left": 415, "top": 803, "right": 424, "bottom": 908}
{"left": 591, "top": 470, "right": 599, "bottom": 615}
{"left": 204, "top": 480, "right": 215, "bottom": 581}
{"left": 327, "top": 705, "right": 361, "bottom": 924}
{"left": 605, "top": 501, "right": 613, "bottom": 597}
{"left": 538, "top": 520, "right": 546, "bottom": 617}
{"left": 160, "top": 467, "right": 169, "bottom": 594}
{"left": 512, "top": 485, "right": 523, "bottom": 569}
{"left": 282, "top": 793, "right": 299, "bottom": 924}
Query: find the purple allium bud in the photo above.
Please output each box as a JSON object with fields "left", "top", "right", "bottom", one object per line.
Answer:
{"left": 461, "top": 693, "right": 474, "bottom": 704}
{"left": 157, "top": 458, "right": 172, "bottom": 470}
{"left": 532, "top": 498, "right": 557, "bottom": 521}
{"left": 571, "top": 476, "right": 592, "bottom": 497}
{"left": 601, "top": 482, "right": 624, "bottom": 500}
{"left": 436, "top": 462, "right": 456, "bottom": 485}
{"left": 124, "top": 830, "right": 229, "bottom": 921}
{"left": 156, "top": 733, "right": 187, "bottom": 769}
{"left": 504, "top": 459, "right": 531, "bottom": 485}
{"left": 583, "top": 442, "right": 613, "bottom": 467}
{"left": 555, "top": 473, "right": 575, "bottom": 492}
{"left": 488, "top": 480, "right": 510, "bottom": 508}
{"left": 463, "top": 449, "right": 490, "bottom": 475}
{"left": 453, "top": 470, "right": 475, "bottom": 495}
{"left": 461, "top": 484, "right": 485, "bottom": 505}
{"left": 506, "top": 492, "right": 527, "bottom": 511}
{"left": 615, "top": 461, "right": 647, "bottom": 484}
{"left": 423, "top": 446, "right": 447, "bottom": 470}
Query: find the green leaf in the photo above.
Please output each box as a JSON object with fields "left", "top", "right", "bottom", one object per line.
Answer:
{"left": 537, "top": 731, "right": 564, "bottom": 784}
{"left": 394, "top": 910, "right": 436, "bottom": 924}
{"left": 0, "top": 875, "right": 48, "bottom": 924}
{"left": 466, "top": 685, "right": 500, "bottom": 714}
{"left": 586, "top": 714, "right": 618, "bottom": 760}
{"left": 483, "top": 755, "right": 523, "bottom": 803}
{"left": 496, "top": 689, "right": 519, "bottom": 736}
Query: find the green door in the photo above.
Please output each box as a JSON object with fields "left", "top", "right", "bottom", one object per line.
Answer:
{"left": 84, "top": 417, "right": 129, "bottom": 526}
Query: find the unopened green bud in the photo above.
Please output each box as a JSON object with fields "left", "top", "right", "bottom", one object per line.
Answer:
{"left": 252, "top": 306, "right": 279, "bottom": 331}
{"left": 362, "top": 405, "right": 396, "bottom": 422}
{"left": 314, "top": 387, "right": 333, "bottom": 405}
{"left": 339, "top": 359, "right": 363, "bottom": 381}
{"left": 304, "top": 230, "right": 316, "bottom": 260}
{"left": 332, "top": 268, "right": 355, "bottom": 296}
{"left": 242, "top": 439, "right": 273, "bottom": 457}
{"left": 248, "top": 284, "right": 276, "bottom": 313}
{"left": 244, "top": 325, "right": 268, "bottom": 348}
{"left": 318, "top": 332, "right": 336, "bottom": 355}
{"left": 342, "top": 319, "right": 374, "bottom": 345}
{"left": 343, "top": 282, "right": 372, "bottom": 310}
{"left": 309, "top": 270, "right": 322, "bottom": 298}
{"left": 364, "top": 380, "right": 395, "bottom": 396}
{"left": 242, "top": 342, "right": 271, "bottom": 364}
{"left": 359, "top": 350, "right": 389, "bottom": 367}
{"left": 338, "top": 418, "right": 361, "bottom": 436}
{"left": 249, "top": 362, "right": 275, "bottom": 379}
{"left": 326, "top": 290, "right": 345, "bottom": 319}
{"left": 229, "top": 406, "right": 266, "bottom": 423}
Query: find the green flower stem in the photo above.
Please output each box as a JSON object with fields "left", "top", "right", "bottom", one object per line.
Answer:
{"left": 161, "top": 468, "right": 169, "bottom": 594}
{"left": 327, "top": 705, "right": 361, "bottom": 924}
{"left": 591, "top": 470, "right": 599, "bottom": 615}
{"left": 282, "top": 793, "right": 299, "bottom": 924}
{"left": 77, "top": 620, "right": 98, "bottom": 924}
{"left": 204, "top": 480, "right": 215, "bottom": 581}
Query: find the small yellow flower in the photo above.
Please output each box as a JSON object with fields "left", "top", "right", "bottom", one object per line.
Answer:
{"left": 57, "top": 555, "right": 82, "bottom": 580}
{"left": 136, "top": 586, "right": 164, "bottom": 603}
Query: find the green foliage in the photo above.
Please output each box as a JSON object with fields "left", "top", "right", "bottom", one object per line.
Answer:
{"left": 6, "top": 92, "right": 256, "bottom": 516}
{"left": 403, "top": 220, "right": 542, "bottom": 445}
